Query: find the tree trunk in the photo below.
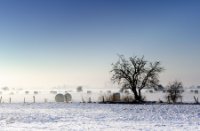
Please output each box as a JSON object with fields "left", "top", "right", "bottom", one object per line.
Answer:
{"left": 131, "top": 88, "right": 140, "bottom": 101}
{"left": 139, "top": 89, "right": 142, "bottom": 101}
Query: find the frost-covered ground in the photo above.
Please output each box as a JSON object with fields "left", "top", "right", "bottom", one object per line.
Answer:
{"left": 0, "top": 103, "right": 199, "bottom": 131}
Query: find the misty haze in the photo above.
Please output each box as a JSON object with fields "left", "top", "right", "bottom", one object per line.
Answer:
{"left": 0, "top": 0, "right": 199, "bottom": 131}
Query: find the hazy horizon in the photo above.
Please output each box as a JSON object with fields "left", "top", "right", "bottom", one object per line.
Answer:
{"left": 0, "top": 0, "right": 200, "bottom": 89}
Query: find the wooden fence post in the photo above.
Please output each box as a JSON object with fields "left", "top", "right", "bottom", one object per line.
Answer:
{"left": 33, "top": 96, "right": 35, "bottom": 103}
{"left": 0, "top": 96, "right": 2, "bottom": 103}
{"left": 9, "top": 97, "right": 11, "bottom": 103}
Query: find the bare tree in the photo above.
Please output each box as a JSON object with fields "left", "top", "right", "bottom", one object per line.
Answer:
{"left": 111, "top": 55, "right": 164, "bottom": 102}
{"left": 166, "top": 81, "right": 183, "bottom": 103}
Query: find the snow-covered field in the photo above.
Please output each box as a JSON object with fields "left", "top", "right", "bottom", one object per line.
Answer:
{"left": 0, "top": 103, "right": 199, "bottom": 131}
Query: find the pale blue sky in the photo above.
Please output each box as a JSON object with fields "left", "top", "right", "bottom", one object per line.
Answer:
{"left": 0, "top": 0, "right": 200, "bottom": 88}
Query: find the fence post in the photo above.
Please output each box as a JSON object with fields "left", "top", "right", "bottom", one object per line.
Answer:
{"left": 0, "top": 96, "right": 2, "bottom": 103}
{"left": 33, "top": 96, "right": 35, "bottom": 103}
{"left": 9, "top": 97, "right": 11, "bottom": 103}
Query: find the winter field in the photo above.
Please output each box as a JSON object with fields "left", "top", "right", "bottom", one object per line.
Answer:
{"left": 0, "top": 103, "right": 199, "bottom": 131}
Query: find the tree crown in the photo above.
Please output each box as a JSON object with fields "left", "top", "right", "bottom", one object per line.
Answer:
{"left": 111, "top": 55, "right": 164, "bottom": 91}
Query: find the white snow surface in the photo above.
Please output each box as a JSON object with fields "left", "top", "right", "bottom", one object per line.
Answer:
{"left": 0, "top": 103, "right": 199, "bottom": 131}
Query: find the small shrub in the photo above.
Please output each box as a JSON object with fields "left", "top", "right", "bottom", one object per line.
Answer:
{"left": 87, "top": 91, "right": 92, "bottom": 94}
{"left": 165, "top": 81, "right": 183, "bottom": 103}
{"left": 107, "top": 90, "right": 111, "bottom": 94}
{"left": 2, "top": 87, "right": 9, "bottom": 91}
{"left": 77, "top": 86, "right": 83, "bottom": 92}
{"left": 34, "top": 91, "right": 38, "bottom": 94}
